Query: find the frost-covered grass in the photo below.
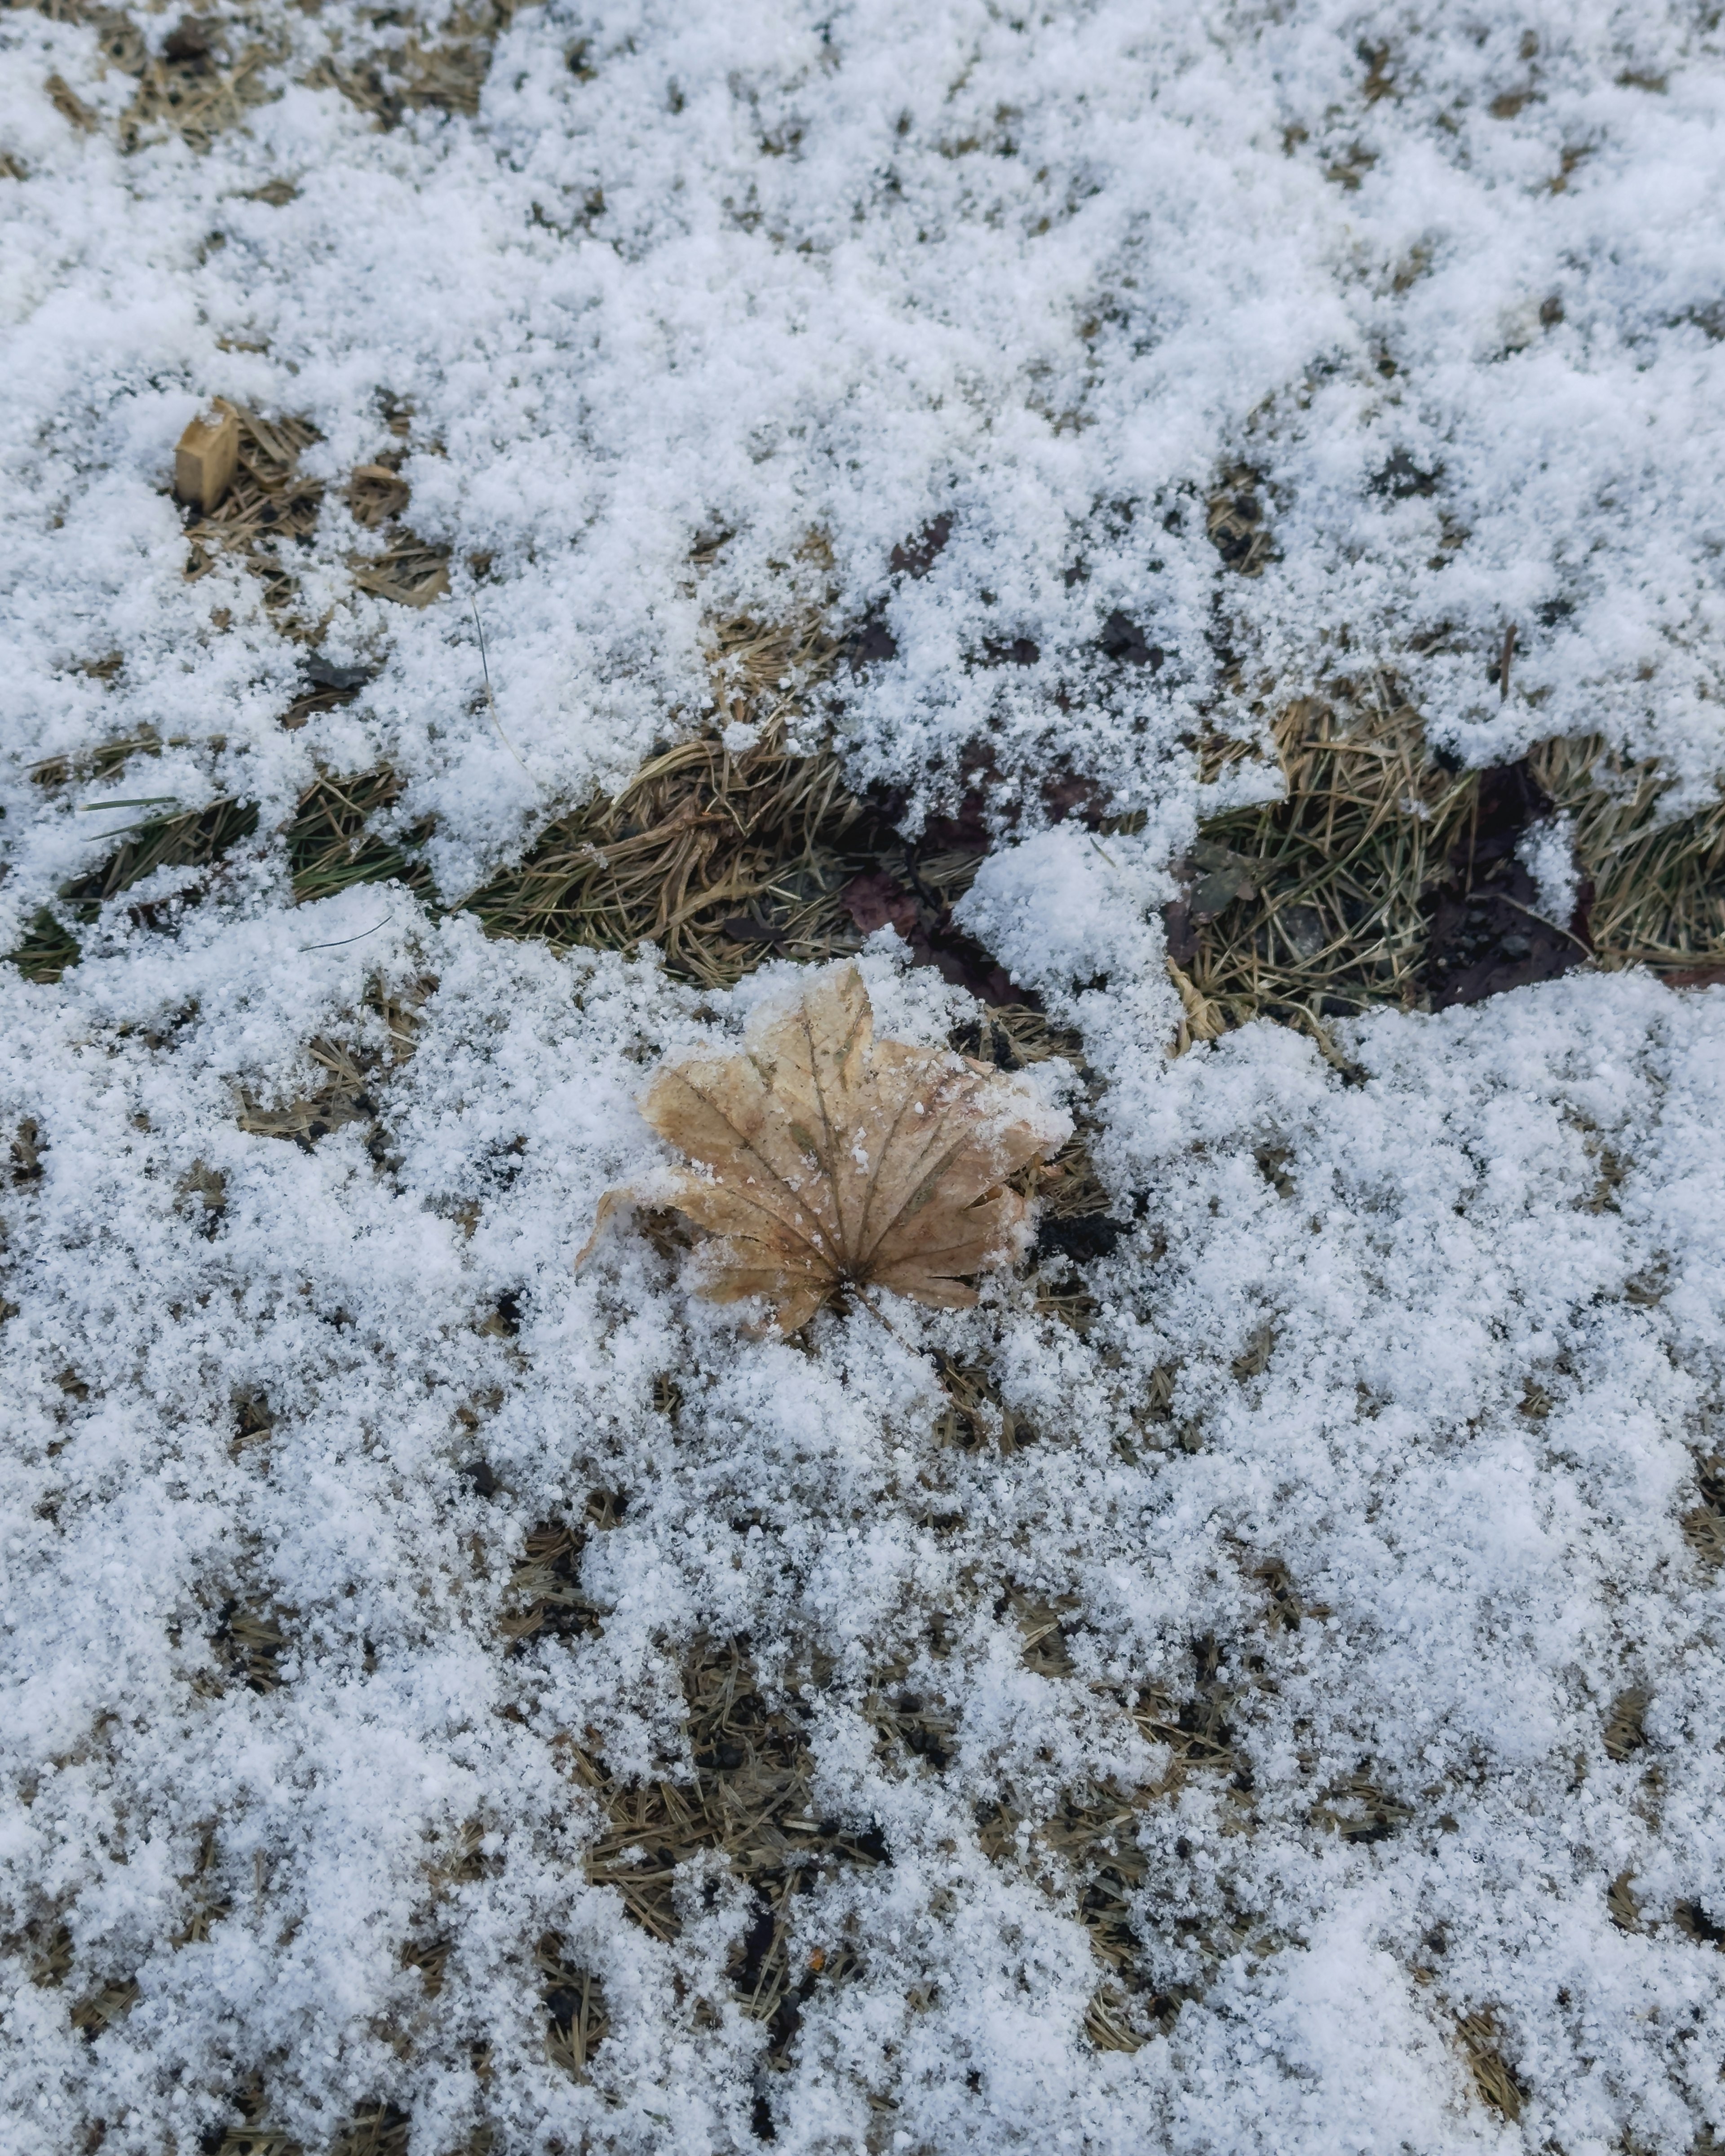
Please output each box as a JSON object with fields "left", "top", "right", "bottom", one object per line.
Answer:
{"left": 4, "top": 3, "right": 1725, "bottom": 2152}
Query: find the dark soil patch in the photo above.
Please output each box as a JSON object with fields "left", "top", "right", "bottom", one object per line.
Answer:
{"left": 1423, "top": 760, "right": 1590, "bottom": 1007}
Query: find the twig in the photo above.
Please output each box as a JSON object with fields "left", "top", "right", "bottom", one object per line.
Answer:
{"left": 472, "top": 602, "right": 533, "bottom": 778}
{"left": 299, "top": 913, "right": 394, "bottom": 953}
{"left": 1499, "top": 623, "right": 1517, "bottom": 703}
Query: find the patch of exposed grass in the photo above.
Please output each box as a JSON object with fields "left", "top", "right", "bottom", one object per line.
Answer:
{"left": 287, "top": 768, "right": 435, "bottom": 906}
{"left": 537, "top": 1939, "right": 610, "bottom": 2081}
{"left": 501, "top": 1515, "right": 606, "bottom": 1645}
{"left": 26, "top": 3, "right": 283, "bottom": 152}
{"left": 179, "top": 397, "right": 447, "bottom": 628}
{"left": 236, "top": 1037, "right": 376, "bottom": 1149}
{"left": 203, "top": 2098, "right": 415, "bottom": 2156}
{"left": 569, "top": 1639, "right": 887, "bottom": 2053}
{"left": 1531, "top": 734, "right": 1725, "bottom": 976}
{"left": 59, "top": 796, "right": 261, "bottom": 909}
{"left": 3, "top": 908, "right": 82, "bottom": 984}
{"left": 1309, "top": 1766, "right": 1413, "bottom": 1844}
{"left": 3, "top": 792, "right": 258, "bottom": 980}
{"left": 4, "top": 766, "right": 433, "bottom": 984}
{"left": 206, "top": 1602, "right": 289, "bottom": 1695}
{"left": 1455, "top": 2010, "right": 1526, "bottom": 2123}
{"left": 303, "top": 0, "right": 524, "bottom": 127}
{"left": 467, "top": 612, "right": 1034, "bottom": 1020}
{"left": 1168, "top": 686, "right": 1476, "bottom": 1043}
{"left": 1603, "top": 1687, "right": 1650, "bottom": 1764}
{"left": 1168, "top": 688, "right": 1725, "bottom": 1051}
{"left": 467, "top": 618, "right": 869, "bottom": 984}
{"left": 234, "top": 977, "right": 434, "bottom": 1152}
{"left": 1683, "top": 1453, "right": 1725, "bottom": 1569}
{"left": 27, "top": 729, "right": 156, "bottom": 793}
{"left": 25, "top": 0, "right": 520, "bottom": 155}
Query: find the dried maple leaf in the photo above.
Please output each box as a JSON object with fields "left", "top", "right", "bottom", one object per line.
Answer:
{"left": 579, "top": 963, "right": 1069, "bottom": 1333}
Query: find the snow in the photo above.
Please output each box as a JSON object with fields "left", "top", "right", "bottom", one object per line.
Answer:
{"left": 4, "top": 1, "right": 1725, "bottom": 2152}
{"left": 1518, "top": 815, "right": 1582, "bottom": 927}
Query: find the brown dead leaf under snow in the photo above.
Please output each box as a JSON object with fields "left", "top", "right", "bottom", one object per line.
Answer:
{"left": 579, "top": 963, "right": 1069, "bottom": 1332}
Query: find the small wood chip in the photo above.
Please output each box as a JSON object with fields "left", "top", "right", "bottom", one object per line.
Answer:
{"left": 175, "top": 400, "right": 240, "bottom": 511}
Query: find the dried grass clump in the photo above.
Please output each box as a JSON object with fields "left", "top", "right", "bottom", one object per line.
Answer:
{"left": 500, "top": 1516, "right": 605, "bottom": 1644}
{"left": 469, "top": 617, "right": 881, "bottom": 982}
{"left": 4, "top": 786, "right": 261, "bottom": 980}
{"left": 303, "top": 0, "right": 523, "bottom": 126}
{"left": 344, "top": 444, "right": 451, "bottom": 609}
{"left": 4, "top": 758, "right": 435, "bottom": 981}
{"left": 574, "top": 1641, "right": 885, "bottom": 2045}
{"left": 1171, "top": 685, "right": 1475, "bottom": 1038}
{"left": 1174, "top": 693, "right": 1725, "bottom": 1048}
{"left": 69, "top": 1973, "right": 141, "bottom": 2037}
{"left": 1530, "top": 735, "right": 1725, "bottom": 977}
{"left": 863, "top": 1669, "right": 960, "bottom": 1775}
{"left": 200, "top": 1601, "right": 288, "bottom": 1694}
{"left": 1682, "top": 1453, "right": 1725, "bottom": 1569}
{"left": 288, "top": 768, "right": 435, "bottom": 906}
{"left": 28, "top": 3, "right": 283, "bottom": 152}
{"left": 1456, "top": 2010, "right": 1526, "bottom": 2122}
{"left": 27, "top": 0, "right": 521, "bottom": 150}
{"left": 1129, "top": 1636, "right": 1243, "bottom": 1779}
{"left": 537, "top": 1938, "right": 610, "bottom": 2080}
{"left": 1603, "top": 1686, "right": 1651, "bottom": 1763}
{"left": 469, "top": 607, "right": 1033, "bottom": 1008}
{"left": 930, "top": 1355, "right": 1038, "bottom": 1454}
{"left": 1206, "top": 470, "right": 1274, "bottom": 577}
{"left": 27, "top": 726, "right": 150, "bottom": 793}
{"left": 234, "top": 979, "right": 433, "bottom": 1150}
{"left": 3, "top": 909, "right": 84, "bottom": 985}
{"left": 1309, "top": 1766, "right": 1413, "bottom": 1844}
{"left": 236, "top": 1037, "right": 379, "bottom": 1149}
{"left": 203, "top": 2098, "right": 415, "bottom": 2156}
{"left": 60, "top": 796, "right": 261, "bottom": 910}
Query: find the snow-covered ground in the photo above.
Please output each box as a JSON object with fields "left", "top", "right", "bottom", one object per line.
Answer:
{"left": 4, "top": 3, "right": 1725, "bottom": 2151}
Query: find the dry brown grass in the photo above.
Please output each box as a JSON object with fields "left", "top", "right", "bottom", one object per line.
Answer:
{"left": 1168, "top": 689, "right": 1725, "bottom": 1052}
{"left": 1530, "top": 734, "right": 1725, "bottom": 976}
{"left": 203, "top": 2099, "right": 416, "bottom": 2156}
{"left": 570, "top": 1638, "right": 886, "bottom": 2050}
{"left": 1456, "top": 2010, "right": 1525, "bottom": 2122}
{"left": 4, "top": 760, "right": 436, "bottom": 983}
{"left": 970, "top": 1629, "right": 1252, "bottom": 2053}
{"left": 29, "top": 2, "right": 284, "bottom": 152}
{"left": 537, "top": 1938, "right": 609, "bottom": 2080}
{"left": 181, "top": 402, "right": 447, "bottom": 629}
{"left": 288, "top": 768, "right": 436, "bottom": 906}
{"left": 1603, "top": 1687, "right": 1651, "bottom": 1763}
{"left": 1683, "top": 1454, "right": 1725, "bottom": 1569}
{"left": 233, "top": 976, "right": 434, "bottom": 1151}
{"left": 1170, "top": 685, "right": 1476, "bottom": 1041}
{"left": 60, "top": 796, "right": 261, "bottom": 910}
{"left": 24, "top": 0, "right": 522, "bottom": 154}
{"left": 467, "top": 617, "right": 886, "bottom": 984}
{"left": 500, "top": 1511, "right": 609, "bottom": 1644}
{"left": 302, "top": 0, "right": 523, "bottom": 127}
